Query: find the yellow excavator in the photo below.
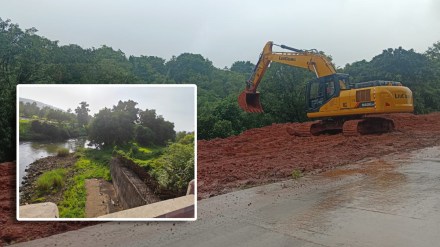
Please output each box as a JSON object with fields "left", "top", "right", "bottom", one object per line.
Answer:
{"left": 238, "top": 41, "right": 414, "bottom": 136}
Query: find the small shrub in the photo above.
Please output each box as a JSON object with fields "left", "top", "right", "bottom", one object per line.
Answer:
{"left": 291, "top": 169, "right": 302, "bottom": 179}
{"left": 32, "top": 197, "right": 46, "bottom": 203}
{"left": 130, "top": 143, "right": 139, "bottom": 155}
{"left": 57, "top": 147, "right": 70, "bottom": 157}
{"left": 36, "top": 168, "right": 67, "bottom": 195}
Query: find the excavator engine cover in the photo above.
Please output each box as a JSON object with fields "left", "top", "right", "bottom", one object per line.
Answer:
{"left": 238, "top": 91, "right": 263, "bottom": 113}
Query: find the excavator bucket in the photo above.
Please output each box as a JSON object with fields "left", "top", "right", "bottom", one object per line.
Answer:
{"left": 238, "top": 91, "right": 264, "bottom": 113}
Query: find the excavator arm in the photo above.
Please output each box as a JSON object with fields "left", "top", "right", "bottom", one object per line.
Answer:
{"left": 239, "top": 41, "right": 336, "bottom": 112}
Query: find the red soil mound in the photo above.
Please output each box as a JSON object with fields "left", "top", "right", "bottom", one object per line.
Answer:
{"left": 197, "top": 113, "right": 440, "bottom": 198}
{"left": 0, "top": 162, "right": 97, "bottom": 246}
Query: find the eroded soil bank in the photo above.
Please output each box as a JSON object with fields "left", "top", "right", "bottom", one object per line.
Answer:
{"left": 0, "top": 162, "right": 98, "bottom": 246}
{"left": 197, "top": 113, "right": 440, "bottom": 198}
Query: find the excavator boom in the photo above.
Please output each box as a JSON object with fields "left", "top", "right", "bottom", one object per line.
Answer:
{"left": 238, "top": 41, "right": 335, "bottom": 113}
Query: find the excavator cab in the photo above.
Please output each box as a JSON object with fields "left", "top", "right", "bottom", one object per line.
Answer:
{"left": 306, "top": 73, "right": 349, "bottom": 112}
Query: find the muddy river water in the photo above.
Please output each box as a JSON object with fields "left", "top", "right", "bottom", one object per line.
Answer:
{"left": 18, "top": 137, "right": 94, "bottom": 186}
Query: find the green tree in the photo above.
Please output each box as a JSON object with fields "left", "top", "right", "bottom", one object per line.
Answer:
{"left": 134, "top": 125, "right": 154, "bottom": 146}
{"left": 112, "top": 100, "right": 139, "bottom": 123}
{"left": 129, "top": 55, "right": 167, "bottom": 82}
{"left": 88, "top": 100, "right": 140, "bottom": 147}
{"left": 88, "top": 108, "right": 113, "bottom": 146}
{"left": 75, "top": 101, "right": 90, "bottom": 127}
{"left": 158, "top": 133, "right": 194, "bottom": 193}
{"left": 426, "top": 41, "right": 440, "bottom": 61}
{"left": 139, "top": 109, "right": 176, "bottom": 145}
{"left": 230, "top": 61, "right": 254, "bottom": 74}
{"left": 212, "top": 119, "right": 234, "bottom": 138}
{"left": 166, "top": 53, "right": 214, "bottom": 83}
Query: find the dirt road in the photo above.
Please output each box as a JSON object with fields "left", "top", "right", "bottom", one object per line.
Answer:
{"left": 85, "top": 179, "right": 122, "bottom": 217}
{"left": 13, "top": 146, "right": 440, "bottom": 247}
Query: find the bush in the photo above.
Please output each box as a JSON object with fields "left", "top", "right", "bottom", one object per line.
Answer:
{"left": 135, "top": 125, "right": 154, "bottom": 146}
{"left": 36, "top": 168, "right": 67, "bottom": 194}
{"left": 57, "top": 148, "right": 70, "bottom": 157}
{"left": 157, "top": 142, "right": 194, "bottom": 193}
{"left": 291, "top": 169, "right": 302, "bottom": 179}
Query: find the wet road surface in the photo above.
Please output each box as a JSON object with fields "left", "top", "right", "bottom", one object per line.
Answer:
{"left": 13, "top": 146, "right": 440, "bottom": 247}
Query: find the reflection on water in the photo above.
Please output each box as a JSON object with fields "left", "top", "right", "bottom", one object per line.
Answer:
{"left": 18, "top": 137, "right": 95, "bottom": 186}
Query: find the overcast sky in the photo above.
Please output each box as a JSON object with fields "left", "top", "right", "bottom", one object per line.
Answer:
{"left": 1, "top": 0, "right": 439, "bottom": 68}
{"left": 18, "top": 85, "right": 196, "bottom": 132}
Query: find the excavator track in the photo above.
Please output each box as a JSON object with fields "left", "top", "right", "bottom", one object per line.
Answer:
{"left": 287, "top": 121, "right": 321, "bottom": 137}
{"left": 343, "top": 117, "right": 395, "bottom": 136}
{"left": 342, "top": 119, "right": 362, "bottom": 136}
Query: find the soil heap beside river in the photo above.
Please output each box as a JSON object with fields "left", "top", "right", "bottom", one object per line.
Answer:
{"left": 0, "top": 162, "right": 98, "bottom": 246}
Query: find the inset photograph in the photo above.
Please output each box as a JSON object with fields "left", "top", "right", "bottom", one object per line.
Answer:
{"left": 17, "top": 84, "right": 196, "bottom": 221}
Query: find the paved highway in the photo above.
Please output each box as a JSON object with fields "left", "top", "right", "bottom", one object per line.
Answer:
{"left": 14, "top": 146, "right": 440, "bottom": 247}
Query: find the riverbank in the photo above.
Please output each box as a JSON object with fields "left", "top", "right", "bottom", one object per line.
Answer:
{"left": 18, "top": 137, "right": 90, "bottom": 185}
{"left": 20, "top": 154, "right": 78, "bottom": 205}
{"left": 19, "top": 148, "right": 113, "bottom": 218}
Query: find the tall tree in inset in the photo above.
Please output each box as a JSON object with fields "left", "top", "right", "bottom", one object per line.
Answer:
{"left": 88, "top": 100, "right": 140, "bottom": 146}
{"left": 75, "top": 101, "right": 90, "bottom": 127}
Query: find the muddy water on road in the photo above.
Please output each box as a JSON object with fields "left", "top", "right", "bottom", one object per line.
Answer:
{"left": 294, "top": 147, "right": 440, "bottom": 246}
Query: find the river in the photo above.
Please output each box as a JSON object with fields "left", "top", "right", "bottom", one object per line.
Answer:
{"left": 18, "top": 137, "right": 94, "bottom": 186}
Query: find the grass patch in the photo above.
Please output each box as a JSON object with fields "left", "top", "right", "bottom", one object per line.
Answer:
{"left": 58, "top": 154, "right": 111, "bottom": 218}
{"left": 36, "top": 168, "right": 67, "bottom": 195}
{"left": 114, "top": 142, "right": 164, "bottom": 167}
{"left": 32, "top": 197, "right": 46, "bottom": 203}
{"left": 57, "top": 147, "right": 70, "bottom": 157}
{"left": 58, "top": 139, "right": 184, "bottom": 217}
{"left": 19, "top": 119, "right": 32, "bottom": 140}
{"left": 291, "top": 169, "right": 303, "bottom": 179}
{"left": 83, "top": 147, "right": 113, "bottom": 164}
{"left": 138, "top": 146, "right": 152, "bottom": 153}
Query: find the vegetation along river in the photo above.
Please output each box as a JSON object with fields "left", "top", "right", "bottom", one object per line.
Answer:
{"left": 18, "top": 137, "right": 94, "bottom": 186}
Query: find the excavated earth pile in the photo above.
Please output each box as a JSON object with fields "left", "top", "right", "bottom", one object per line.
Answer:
{"left": 197, "top": 113, "right": 440, "bottom": 199}
{"left": 2, "top": 113, "right": 440, "bottom": 245}
{"left": 0, "top": 162, "right": 97, "bottom": 245}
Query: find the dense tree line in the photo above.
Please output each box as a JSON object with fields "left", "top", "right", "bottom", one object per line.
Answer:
{"left": 19, "top": 101, "right": 76, "bottom": 123}
{"left": 88, "top": 100, "right": 176, "bottom": 147}
{"left": 2, "top": 17, "right": 440, "bottom": 161}
{"left": 25, "top": 120, "right": 73, "bottom": 140}
{"left": 19, "top": 101, "right": 88, "bottom": 141}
